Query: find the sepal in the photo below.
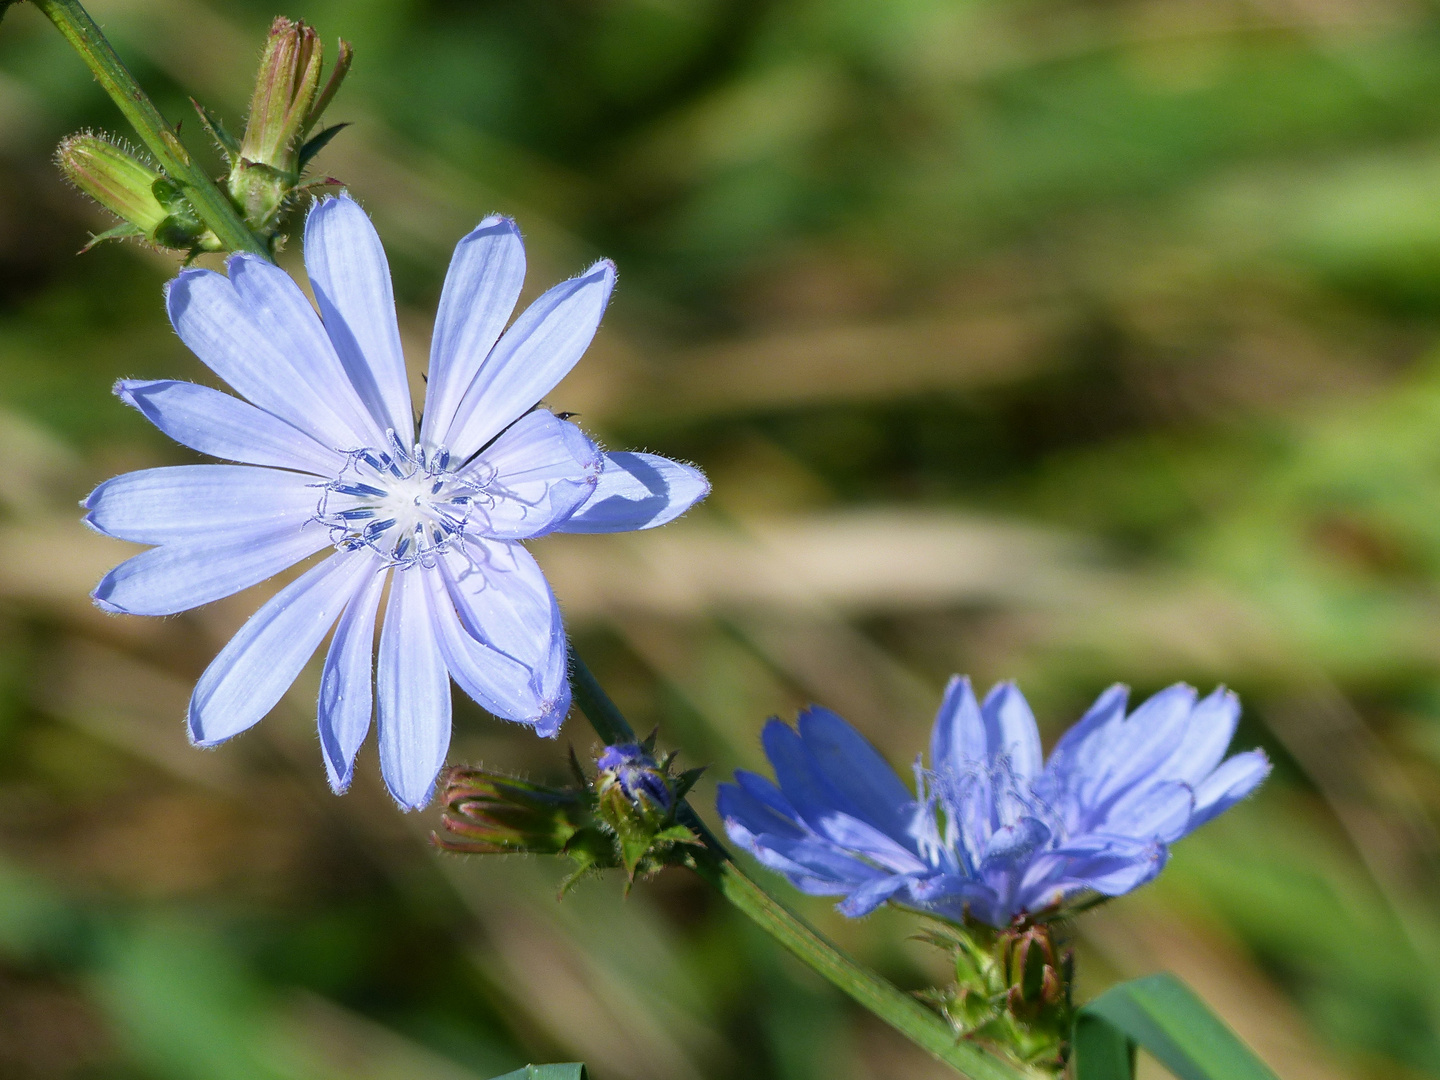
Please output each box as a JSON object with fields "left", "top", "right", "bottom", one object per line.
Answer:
{"left": 916, "top": 917, "right": 1076, "bottom": 1075}
{"left": 191, "top": 99, "right": 241, "bottom": 161}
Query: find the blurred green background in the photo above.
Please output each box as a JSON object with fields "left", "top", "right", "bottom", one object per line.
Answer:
{"left": 0, "top": 0, "right": 1432, "bottom": 1076}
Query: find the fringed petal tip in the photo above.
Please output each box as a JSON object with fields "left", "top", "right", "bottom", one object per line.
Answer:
{"left": 386, "top": 779, "right": 437, "bottom": 813}
{"left": 323, "top": 759, "right": 355, "bottom": 797}
{"left": 90, "top": 590, "right": 126, "bottom": 615}
{"left": 530, "top": 702, "right": 568, "bottom": 739}
{"left": 185, "top": 701, "right": 224, "bottom": 749}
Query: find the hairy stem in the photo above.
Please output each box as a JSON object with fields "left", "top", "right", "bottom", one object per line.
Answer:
{"left": 568, "top": 648, "right": 1025, "bottom": 1080}
{"left": 30, "top": 0, "right": 270, "bottom": 257}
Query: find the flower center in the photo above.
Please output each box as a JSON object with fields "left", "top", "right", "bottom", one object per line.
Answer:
{"left": 315, "top": 431, "right": 493, "bottom": 567}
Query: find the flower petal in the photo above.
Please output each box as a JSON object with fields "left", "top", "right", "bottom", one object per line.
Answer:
{"left": 166, "top": 266, "right": 369, "bottom": 451}
{"left": 1189, "top": 749, "right": 1270, "bottom": 830}
{"left": 981, "top": 681, "right": 1044, "bottom": 778}
{"left": 435, "top": 541, "right": 569, "bottom": 733}
{"left": 760, "top": 718, "right": 851, "bottom": 832}
{"left": 836, "top": 874, "right": 913, "bottom": 918}
{"left": 115, "top": 380, "right": 345, "bottom": 475}
{"left": 304, "top": 195, "right": 414, "bottom": 437}
{"left": 813, "top": 811, "right": 929, "bottom": 874}
{"left": 226, "top": 253, "right": 387, "bottom": 446}
{"left": 796, "top": 705, "right": 915, "bottom": 843}
{"left": 188, "top": 551, "right": 378, "bottom": 746}
{"left": 318, "top": 562, "right": 386, "bottom": 793}
{"left": 93, "top": 522, "right": 330, "bottom": 616}
{"left": 908, "top": 874, "right": 1006, "bottom": 926}
{"left": 445, "top": 259, "right": 616, "bottom": 460}
{"left": 721, "top": 792, "right": 885, "bottom": 890}
{"left": 421, "top": 215, "right": 526, "bottom": 447}
{"left": 424, "top": 577, "right": 546, "bottom": 727}
{"left": 1087, "top": 684, "right": 1198, "bottom": 808}
{"left": 1016, "top": 834, "right": 1166, "bottom": 908}
{"left": 85, "top": 465, "right": 319, "bottom": 545}
{"left": 466, "top": 410, "right": 601, "bottom": 539}
{"left": 377, "top": 566, "right": 451, "bottom": 810}
{"left": 1043, "top": 683, "right": 1129, "bottom": 782}
{"left": 1045, "top": 836, "right": 1168, "bottom": 897}
{"left": 554, "top": 452, "right": 709, "bottom": 534}
{"left": 1097, "top": 779, "right": 1195, "bottom": 843}
{"left": 717, "top": 779, "right": 804, "bottom": 841}
{"left": 759, "top": 716, "right": 920, "bottom": 863}
{"left": 1160, "top": 686, "right": 1241, "bottom": 787}
{"left": 979, "top": 815, "right": 1050, "bottom": 872}
{"left": 929, "top": 675, "right": 987, "bottom": 777}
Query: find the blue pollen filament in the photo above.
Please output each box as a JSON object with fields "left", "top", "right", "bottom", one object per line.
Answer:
{"left": 315, "top": 430, "right": 495, "bottom": 568}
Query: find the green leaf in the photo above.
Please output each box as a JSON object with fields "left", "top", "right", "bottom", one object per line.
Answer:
{"left": 297, "top": 123, "right": 349, "bottom": 173}
{"left": 1073, "top": 1012, "right": 1135, "bottom": 1080}
{"left": 1074, "top": 974, "right": 1279, "bottom": 1080}
{"left": 488, "top": 1066, "right": 587, "bottom": 1080}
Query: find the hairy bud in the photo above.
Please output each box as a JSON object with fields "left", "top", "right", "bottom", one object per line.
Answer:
{"left": 56, "top": 135, "right": 217, "bottom": 253}
{"left": 193, "top": 16, "right": 352, "bottom": 240}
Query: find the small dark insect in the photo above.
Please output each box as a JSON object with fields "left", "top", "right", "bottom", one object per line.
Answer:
{"left": 556, "top": 411, "right": 579, "bottom": 420}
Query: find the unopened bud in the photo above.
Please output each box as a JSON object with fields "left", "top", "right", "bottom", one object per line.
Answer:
{"left": 593, "top": 738, "right": 704, "bottom": 880}
{"left": 436, "top": 740, "right": 707, "bottom": 892}
{"left": 434, "top": 766, "right": 587, "bottom": 855}
{"left": 241, "top": 17, "right": 322, "bottom": 172}
{"left": 57, "top": 135, "right": 216, "bottom": 252}
{"left": 57, "top": 135, "right": 166, "bottom": 234}
{"left": 225, "top": 16, "right": 351, "bottom": 233}
{"left": 596, "top": 743, "right": 673, "bottom": 812}
{"left": 921, "top": 919, "right": 1074, "bottom": 1071}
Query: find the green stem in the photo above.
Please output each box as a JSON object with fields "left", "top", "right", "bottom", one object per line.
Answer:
{"left": 568, "top": 648, "right": 1026, "bottom": 1080}
{"left": 30, "top": 0, "right": 270, "bottom": 257}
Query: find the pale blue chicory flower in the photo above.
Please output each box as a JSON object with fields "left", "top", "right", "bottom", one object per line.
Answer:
{"left": 84, "top": 195, "right": 708, "bottom": 809}
{"left": 718, "top": 678, "right": 1270, "bottom": 927}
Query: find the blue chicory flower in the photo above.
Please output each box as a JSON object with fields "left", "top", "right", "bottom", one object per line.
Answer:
{"left": 84, "top": 194, "right": 708, "bottom": 809}
{"left": 597, "top": 743, "right": 672, "bottom": 810}
{"left": 717, "top": 678, "right": 1270, "bottom": 927}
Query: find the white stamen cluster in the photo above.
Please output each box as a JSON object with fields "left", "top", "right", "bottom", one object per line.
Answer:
{"left": 316, "top": 431, "right": 495, "bottom": 568}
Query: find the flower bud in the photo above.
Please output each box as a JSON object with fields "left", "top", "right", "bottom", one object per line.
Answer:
{"left": 226, "top": 17, "right": 351, "bottom": 232}
{"left": 436, "top": 741, "right": 706, "bottom": 892}
{"left": 593, "top": 739, "right": 705, "bottom": 880}
{"left": 596, "top": 743, "right": 672, "bottom": 812}
{"left": 241, "top": 17, "right": 321, "bottom": 172}
{"left": 434, "top": 766, "right": 588, "bottom": 855}
{"left": 56, "top": 135, "right": 216, "bottom": 252}
{"left": 57, "top": 135, "right": 165, "bottom": 232}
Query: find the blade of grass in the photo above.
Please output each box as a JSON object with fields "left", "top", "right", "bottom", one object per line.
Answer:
{"left": 1074, "top": 974, "right": 1279, "bottom": 1080}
